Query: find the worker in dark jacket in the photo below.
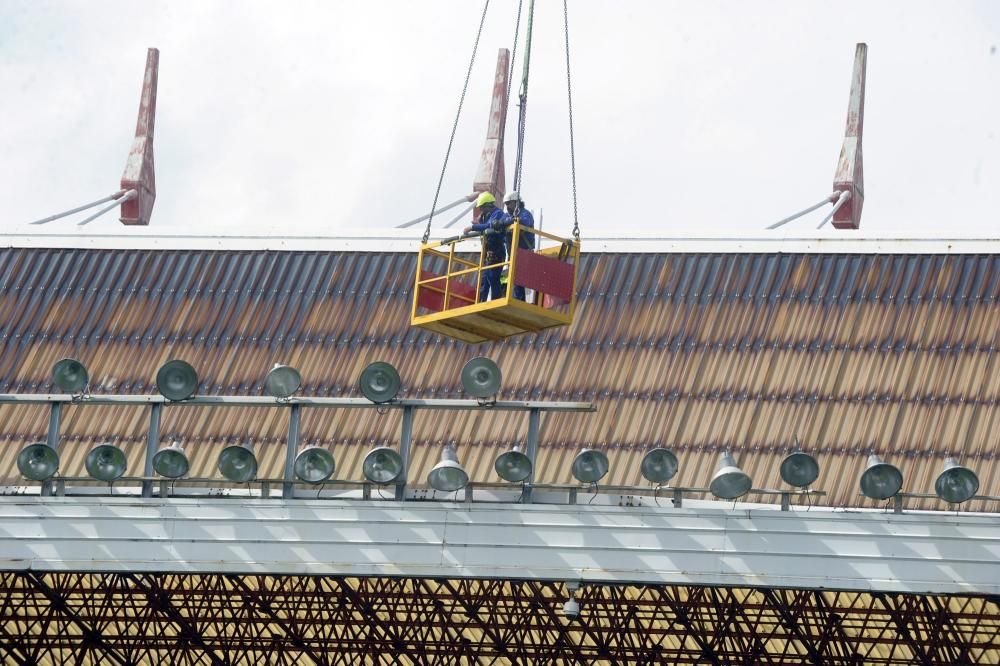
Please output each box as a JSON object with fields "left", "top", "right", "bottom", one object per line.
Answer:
{"left": 503, "top": 191, "right": 536, "bottom": 301}
{"left": 464, "top": 192, "right": 511, "bottom": 302}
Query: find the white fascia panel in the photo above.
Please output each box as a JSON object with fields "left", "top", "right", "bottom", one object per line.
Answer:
{"left": 0, "top": 497, "right": 997, "bottom": 595}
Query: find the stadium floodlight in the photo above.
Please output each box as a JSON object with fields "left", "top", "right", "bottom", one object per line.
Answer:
{"left": 494, "top": 447, "right": 532, "bottom": 483}
{"left": 709, "top": 452, "right": 752, "bottom": 500}
{"left": 85, "top": 444, "right": 127, "bottom": 482}
{"left": 362, "top": 447, "right": 404, "bottom": 484}
{"left": 428, "top": 443, "right": 468, "bottom": 492}
{"left": 461, "top": 357, "right": 501, "bottom": 398}
{"left": 52, "top": 358, "right": 88, "bottom": 393}
{"left": 17, "top": 442, "right": 59, "bottom": 481}
{"left": 779, "top": 450, "right": 820, "bottom": 488}
{"left": 152, "top": 443, "right": 189, "bottom": 479}
{"left": 218, "top": 444, "right": 258, "bottom": 483}
{"left": 859, "top": 454, "right": 903, "bottom": 500}
{"left": 934, "top": 457, "right": 979, "bottom": 504}
{"left": 265, "top": 364, "right": 302, "bottom": 399}
{"left": 359, "top": 362, "right": 401, "bottom": 404}
{"left": 571, "top": 449, "right": 609, "bottom": 484}
{"left": 156, "top": 360, "right": 198, "bottom": 401}
{"left": 294, "top": 446, "right": 336, "bottom": 484}
{"left": 640, "top": 448, "right": 678, "bottom": 484}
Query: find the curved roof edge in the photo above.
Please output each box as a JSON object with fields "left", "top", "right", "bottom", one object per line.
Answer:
{"left": 3, "top": 230, "right": 1000, "bottom": 254}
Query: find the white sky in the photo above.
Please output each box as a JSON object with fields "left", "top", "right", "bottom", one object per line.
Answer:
{"left": 1, "top": 1, "right": 997, "bottom": 239}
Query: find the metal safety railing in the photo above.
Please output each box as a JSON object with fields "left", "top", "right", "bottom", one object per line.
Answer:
{"left": 412, "top": 223, "right": 580, "bottom": 319}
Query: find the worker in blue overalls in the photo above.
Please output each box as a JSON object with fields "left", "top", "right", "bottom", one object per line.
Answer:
{"left": 464, "top": 192, "right": 511, "bottom": 302}
{"left": 502, "top": 191, "right": 536, "bottom": 301}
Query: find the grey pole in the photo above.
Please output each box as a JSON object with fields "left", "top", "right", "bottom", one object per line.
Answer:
{"left": 40, "top": 402, "right": 62, "bottom": 497}
{"left": 283, "top": 404, "right": 302, "bottom": 499}
{"left": 395, "top": 406, "right": 414, "bottom": 501}
{"left": 522, "top": 407, "right": 540, "bottom": 503}
{"left": 141, "top": 402, "right": 162, "bottom": 498}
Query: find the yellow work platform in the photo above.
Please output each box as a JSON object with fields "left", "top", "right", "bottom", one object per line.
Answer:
{"left": 411, "top": 224, "right": 579, "bottom": 343}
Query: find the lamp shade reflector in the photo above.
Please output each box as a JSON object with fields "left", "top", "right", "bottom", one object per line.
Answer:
{"left": 294, "top": 446, "right": 336, "bottom": 484}
{"left": 859, "top": 454, "right": 903, "bottom": 500}
{"left": 359, "top": 362, "right": 401, "bottom": 403}
{"left": 428, "top": 444, "right": 468, "bottom": 492}
{"left": 710, "top": 453, "right": 752, "bottom": 499}
{"left": 571, "top": 449, "right": 609, "bottom": 483}
{"left": 495, "top": 447, "right": 532, "bottom": 483}
{"left": 218, "top": 444, "right": 258, "bottom": 483}
{"left": 461, "top": 357, "right": 501, "bottom": 398}
{"left": 362, "top": 447, "right": 403, "bottom": 484}
{"left": 779, "top": 451, "right": 820, "bottom": 488}
{"left": 52, "top": 358, "right": 88, "bottom": 393}
{"left": 85, "top": 444, "right": 127, "bottom": 482}
{"left": 156, "top": 360, "right": 198, "bottom": 401}
{"left": 152, "top": 444, "right": 189, "bottom": 479}
{"left": 17, "top": 443, "right": 59, "bottom": 481}
{"left": 934, "top": 457, "right": 979, "bottom": 504}
{"left": 265, "top": 364, "right": 302, "bottom": 399}
{"left": 640, "top": 448, "right": 678, "bottom": 484}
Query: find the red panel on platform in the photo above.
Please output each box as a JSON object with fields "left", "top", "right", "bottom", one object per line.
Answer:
{"left": 417, "top": 271, "right": 477, "bottom": 313}
{"left": 514, "top": 250, "right": 574, "bottom": 302}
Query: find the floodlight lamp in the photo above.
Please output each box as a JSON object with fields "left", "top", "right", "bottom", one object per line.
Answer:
{"left": 152, "top": 443, "right": 189, "bottom": 479}
{"left": 265, "top": 364, "right": 302, "bottom": 399}
{"left": 640, "top": 448, "right": 678, "bottom": 484}
{"left": 495, "top": 447, "right": 532, "bottom": 483}
{"left": 52, "top": 358, "right": 88, "bottom": 393}
{"left": 571, "top": 449, "right": 609, "bottom": 484}
{"left": 17, "top": 442, "right": 59, "bottom": 481}
{"left": 461, "top": 357, "right": 501, "bottom": 398}
{"left": 428, "top": 443, "right": 468, "bottom": 492}
{"left": 362, "top": 447, "right": 404, "bottom": 484}
{"left": 156, "top": 360, "right": 198, "bottom": 401}
{"left": 294, "top": 446, "right": 336, "bottom": 484}
{"left": 709, "top": 452, "right": 752, "bottom": 500}
{"left": 359, "top": 361, "right": 401, "bottom": 404}
{"left": 859, "top": 454, "right": 903, "bottom": 500}
{"left": 85, "top": 444, "right": 127, "bottom": 482}
{"left": 218, "top": 444, "right": 258, "bottom": 483}
{"left": 934, "top": 457, "right": 979, "bottom": 504}
{"left": 779, "top": 450, "right": 820, "bottom": 488}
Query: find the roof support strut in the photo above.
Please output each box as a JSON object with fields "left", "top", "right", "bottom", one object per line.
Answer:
{"left": 831, "top": 43, "right": 866, "bottom": 229}
{"left": 120, "top": 47, "right": 159, "bottom": 225}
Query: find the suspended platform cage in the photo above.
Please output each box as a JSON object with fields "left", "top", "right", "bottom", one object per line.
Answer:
{"left": 411, "top": 224, "right": 579, "bottom": 343}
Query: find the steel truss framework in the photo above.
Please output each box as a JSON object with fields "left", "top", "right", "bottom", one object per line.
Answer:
{"left": 0, "top": 571, "right": 997, "bottom": 665}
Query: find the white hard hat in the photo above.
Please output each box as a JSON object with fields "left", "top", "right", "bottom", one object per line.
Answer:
{"left": 503, "top": 191, "right": 521, "bottom": 204}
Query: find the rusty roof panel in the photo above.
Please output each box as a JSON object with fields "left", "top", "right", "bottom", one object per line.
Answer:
{"left": 0, "top": 248, "right": 999, "bottom": 510}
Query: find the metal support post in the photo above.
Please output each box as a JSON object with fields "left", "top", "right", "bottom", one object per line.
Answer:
{"left": 781, "top": 492, "right": 791, "bottom": 511}
{"left": 672, "top": 487, "right": 683, "bottom": 508}
{"left": 282, "top": 404, "right": 301, "bottom": 499}
{"left": 41, "top": 403, "right": 62, "bottom": 497}
{"left": 395, "top": 406, "right": 414, "bottom": 501}
{"left": 893, "top": 494, "right": 904, "bottom": 514}
{"left": 141, "top": 403, "right": 161, "bottom": 498}
{"left": 522, "top": 408, "right": 540, "bottom": 503}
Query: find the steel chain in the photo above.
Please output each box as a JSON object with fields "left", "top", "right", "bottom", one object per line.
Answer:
{"left": 563, "top": 0, "right": 580, "bottom": 242}
{"left": 422, "top": 0, "right": 491, "bottom": 244}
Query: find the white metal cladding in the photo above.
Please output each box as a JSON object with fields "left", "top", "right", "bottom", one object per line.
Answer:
{"left": 0, "top": 497, "right": 997, "bottom": 595}
{"left": 2, "top": 229, "right": 1000, "bottom": 254}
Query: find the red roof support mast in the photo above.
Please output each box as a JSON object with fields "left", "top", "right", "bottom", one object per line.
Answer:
{"left": 120, "top": 48, "right": 159, "bottom": 226}
{"left": 832, "top": 43, "right": 866, "bottom": 230}
{"left": 472, "top": 48, "right": 510, "bottom": 204}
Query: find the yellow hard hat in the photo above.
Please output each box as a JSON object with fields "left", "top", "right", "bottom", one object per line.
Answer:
{"left": 475, "top": 192, "right": 496, "bottom": 208}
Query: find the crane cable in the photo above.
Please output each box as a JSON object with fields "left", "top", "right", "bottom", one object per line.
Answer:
{"left": 512, "top": 0, "right": 535, "bottom": 195}
{"left": 563, "top": 0, "right": 580, "bottom": 242}
{"left": 422, "top": 0, "right": 491, "bottom": 244}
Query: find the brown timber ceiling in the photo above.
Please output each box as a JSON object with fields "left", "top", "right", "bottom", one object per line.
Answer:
{"left": 0, "top": 247, "right": 999, "bottom": 510}
{"left": 0, "top": 571, "right": 997, "bottom": 664}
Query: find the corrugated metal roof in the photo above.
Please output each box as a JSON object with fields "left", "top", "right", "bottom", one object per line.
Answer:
{"left": 1, "top": 247, "right": 999, "bottom": 511}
